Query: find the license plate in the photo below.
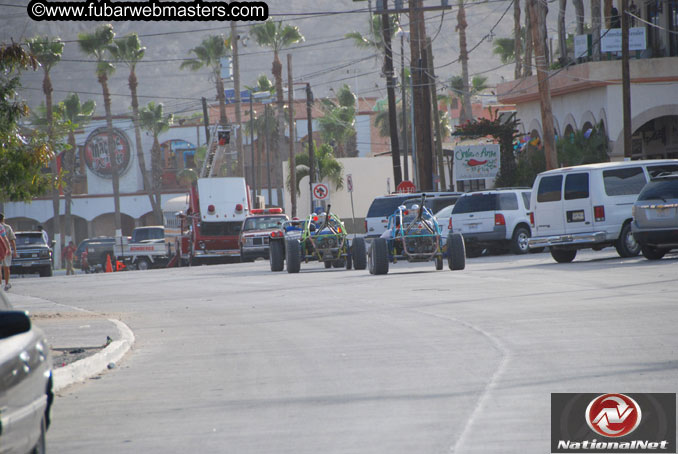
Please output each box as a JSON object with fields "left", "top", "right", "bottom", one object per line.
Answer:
{"left": 253, "top": 238, "right": 263, "bottom": 245}
{"left": 22, "top": 263, "right": 33, "bottom": 267}
{"left": 466, "top": 224, "right": 478, "bottom": 230}
{"left": 32, "top": 253, "right": 38, "bottom": 258}
{"left": 656, "top": 208, "right": 672, "bottom": 218}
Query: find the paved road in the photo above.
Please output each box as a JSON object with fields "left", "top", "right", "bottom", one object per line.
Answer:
{"left": 12, "top": 250, "right": 678, "bottom": 453}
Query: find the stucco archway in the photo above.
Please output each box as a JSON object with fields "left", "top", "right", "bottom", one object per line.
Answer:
{"left": 612, "top": 104, "right": 678, "bottom": 157}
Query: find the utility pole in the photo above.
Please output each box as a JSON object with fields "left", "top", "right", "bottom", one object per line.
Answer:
{"left": 621, "top": 0, "right": 632, "bottom": 158}
{"left": 381, "top": 0, "right": 403, "bottom": 187}
{"left": 400, "top": 31, "right": 409, "bottom": 181}
{"left": 249, "top": 95, "right": 256, "bottom": 194}
{"left": 265, "top": 104, "right": 272, "bottom": 204}
{"left": 202, "top": 96, "right": 210, "bottom": 143}
{"left": 426, "top": 37, "right": 447, "bottom": 191}
{"left": 230, "top": 22, "right": 244, "bottom": 178}
{"left": 306, "top": 83, "right": 315, "bottom": 213}
{"left": 287, "top": 54, "right": 297, "bottom": 217}
{"left": 408, "top": 0, "right": 434, "bottom": 190}
{"left": 528, "top": 0, "right": 558, "bottom": 169}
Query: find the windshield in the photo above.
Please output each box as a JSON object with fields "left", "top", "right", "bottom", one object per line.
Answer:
{"left": 637, "top": 178, "right": 678, "bottom": 201}
{"left": 133, "top": 228, "right": 164, "bottom": 242}
{"left": 16, "top": 233, "right": 47, "bottom": 246}
{"left": 243, "top": 216, "right": 287, "bottom": 231}
{"left": 453, "top": 194, "right": 498, "bottom": 214}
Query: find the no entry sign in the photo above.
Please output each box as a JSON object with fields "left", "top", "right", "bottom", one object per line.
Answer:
{"left": 312, "top": 183, "right": 329, "bottom": 201}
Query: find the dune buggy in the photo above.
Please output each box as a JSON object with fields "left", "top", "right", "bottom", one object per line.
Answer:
{"left": 269, "top": 206, "right": 367, "bottom": 273}
{"left": 368, "top": 194, "right": 466, "bottom": 275}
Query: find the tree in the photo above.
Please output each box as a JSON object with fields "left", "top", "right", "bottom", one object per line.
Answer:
{"left": 0, "top": 42, "right": 53, "bottom": 201}
{"left": 139, "top": 102, "right": 173, "bottom": 211}
{"left": 440, "top": 75, "right": 488, "bottom": 117}
{"left": 591, "top": 0, "right": 602, "bottom": 60}
{"left": 250, "top": 19, "right": 304, "bottom": 202}
{"left": 180, "top": 34, "right": 231, "bottom": 127}
{"left": 493, "top": 37, "right": 516, "bottom": 64}
{"left": 318, "top": 84, "right": 358, "bottom": 158}
{"left": 78, "top": 24, "right": 123, "bottom": 235}
{"left": 557, "top": 0, "right": 569, "bottom": 65}
{"left": 244, "top": 75, "right": 277, "bottom": 197}
{"left": 60, "top": 94, "right": 95, "bottom": 241}
{"left": 345, "top": 14, "right": 399, "bottom": 51}
{"left": 513, "top": 0, "right": 522, "bottom": 79}
{"left": 456, "top": 0, "right": 473, "bottom": 123}
{"left": 290, "top": 142, "right": 343, "bottom": 194}
{"left": 27, "top": 35, "right": 64, "bottom": 247}
{"left": 109, "top": 33, "right": 162, "bottom": 224}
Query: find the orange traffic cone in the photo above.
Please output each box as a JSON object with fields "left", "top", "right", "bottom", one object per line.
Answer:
{"left": 105, "top": 255, "right": 113, "bottom": 273}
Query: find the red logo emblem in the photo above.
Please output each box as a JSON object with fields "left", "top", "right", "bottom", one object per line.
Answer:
{"left": 585, "top": 394, "right": 641, "bottom": 438}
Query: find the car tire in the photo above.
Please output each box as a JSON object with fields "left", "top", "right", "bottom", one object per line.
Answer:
{"left": 550, "top": 248, "right": 577, "bottom": 263}
{"left": 240, "top": 247, "right": 254, "bottom": 263}
{"left": 30, "top": 416, "right": 46, "bottom": 454}
{"left": 39, "top": 265, "right": 53, "bottom": 277}
{"left": 641, "top": 245, "right": 667, "bottom": 260}
{"left": 435, "top": 255, "right": 443, "bottom": 270}
{"left": 447, "top": 232, "right": 466, "bottom": 270}
{"left": 615, "top": 222, "right": 641, "bottom": 257}
{"left": 137, "top": 258, "right": 151, "bottom": 270}
{"left": 286, "top": 239, "right": 301, "bottom": 273}
{"left": 269, "top": 240, "right": 285, "bottom": 272}
{"left": 510, "top": 226, "right": 531, "bottom": 255}
{"left": 352, "top": 237, "right": 367, "bottom": 270}
{"left": 324, "top": 260, "right": 332, "bottom": 268}
{"left": 368, "top": 238, "right": 389, "bottom": 275}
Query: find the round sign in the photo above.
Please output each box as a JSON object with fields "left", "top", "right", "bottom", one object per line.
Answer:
{"left": 312, "top": 183, "right": 329, "bottom": 201}
{"left": 396, "top": 180, "right": 416, "bottom": 193}
{"left": 83, "top": 127, "right": 132, "bottom": 179}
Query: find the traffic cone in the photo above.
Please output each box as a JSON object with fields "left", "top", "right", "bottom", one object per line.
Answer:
{"left": 105, "top": 255, "right": 113, "bottom": 273}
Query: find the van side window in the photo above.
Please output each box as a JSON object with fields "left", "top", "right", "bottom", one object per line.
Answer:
{"left": 603, "top": 167, "right": 646, "bottom": 196}
{"left": 499, "top": 193, "right": 519, "bottom": 210}
{"left": 564, "top": 173, "right": 589, "bottom": 200}
{"left": 647, "top": 164, "right": 678, "bottom": 178}
{"left": 537, "top": 175, "right": 563, "bottom": 202}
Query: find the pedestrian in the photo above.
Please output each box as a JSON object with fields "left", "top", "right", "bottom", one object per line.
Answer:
{"left": 81, "top": 249, "right": 90, "bottom": 274}
{"left": 0, "top": 214, "right": 17, "bottom": 291}
{"left": 63, "top": 241, "right": 77, "bottom": 276}
{"left": 36, "top": 224, "right": 49, "bottom": 245}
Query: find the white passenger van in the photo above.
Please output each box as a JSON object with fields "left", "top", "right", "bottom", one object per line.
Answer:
{"left": 528, "top": 159, "right": 678, "bottom": 262}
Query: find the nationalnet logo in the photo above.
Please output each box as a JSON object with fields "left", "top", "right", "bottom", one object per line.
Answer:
{"left": 552, "top": 393, "right": 676, "bottom": 453}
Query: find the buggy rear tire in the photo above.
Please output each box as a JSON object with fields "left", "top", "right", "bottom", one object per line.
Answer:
{"left": 345, "top": 250, "right": 353, "bottom": 270}
{"left": 351, "top": 237, "right": 367, "bottom": 270}
{"left": 333, "top": 259, "right": 345, "bottom": 268}
{"left": 435, "top": 255, "right": 443, "bottom": 270}
{"left": 368, "top": 238, "right": 389, "bottom": 275}
{"left": 550, "top": 248, "right": 577, "bottom": 263}
{"left": 269, "top": 240, "right": 285, "bottom": 272}
{"left": 286, "top": 239, "right": 301, "bottom": 273}
{"left": 447, "top": 233, "right": 466, "bottom": 270}
{"left": 324, "top": 261, "right": 332, "bottom": 269}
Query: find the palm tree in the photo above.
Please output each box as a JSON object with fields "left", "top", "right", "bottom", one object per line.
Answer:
{"left": 456, "top": 0, "right": 473, "bottom": 123}
{"left": 493, "top": 37, "right": 516, "bottom": 64}
{"left": 291, "top": 143, "right": 343, "bottom": 194}
{"left": 573, "top": 0, "right": 585, "bottom": 35}
{"left": 60, "top": 93, "right": 95, "bottom": 241}
{"left": 318, "top": 84, "right": 358, "bottom": 158}
{"left": 441, "top": 75, "right": 488, "bottom": 120}
{"left": 108, "top": 33, "right": 162, "bottom": 224}
{"left": 345, "top": 14, "right": 399, "bottom": 52}
{"left": 244, "top": 75, "right": 277, "bottom": 199}
{"left": 180, "top": 34, "right": 232, "bottom": 126}
{"left": 78, "top": 24, "right": 123, "bottom": 235}
{"left": 139, "top": 102, "right": 173, "bottom": 210}
{"left": 26, "top": 35, "right": 63, "bottom": 251}
{"left": 250, "top": 19, "right": 304, "bottom": 203}
{"left": 591, "top": 0, "right": 602, "bottom": 60}
{"left": 557, "top": 0, "right": 568, "bottom": 65}
{"left": 513, "top": 0, "right": 522, "bottom": 79}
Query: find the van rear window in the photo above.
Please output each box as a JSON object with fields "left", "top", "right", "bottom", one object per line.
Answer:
{"left": 366, "top": 196, "right": 411, "bottom": 217}
{"left": 537, "top": 175, "right": 563, "bottom": 202}
{"left": 603, "top": 167, "right": 646, "bottom": 196}
{"left": 452, "top": 194, "right": 497, "bottom": 213}
{"left": 565, "top": 173, "right": 589, "bottom": 200}
{"left": 647, "top": 164, "right": 678, "bottom": 178}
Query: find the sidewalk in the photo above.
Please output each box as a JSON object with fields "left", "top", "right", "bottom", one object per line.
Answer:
{"left": 7, "top": 293, "right": 134, "bottom": 392}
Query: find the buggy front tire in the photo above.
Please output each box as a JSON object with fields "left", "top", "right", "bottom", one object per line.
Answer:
{"left": 435, "top": 255, "right": 443, "bottom": 270}
{"left": 269, "top": 240, "right": 285, "bottom": 271}
{"left": 351, "top": 237, "right": 367, "bottom": 270}
{"left": 368, "top": 238, "right": 389, "bottom": 275}
{"left": 286, "top": 239, "right": 301, "bottom": 273}
{"left": 447, "top": 233, "right": 466, "bottom": 270}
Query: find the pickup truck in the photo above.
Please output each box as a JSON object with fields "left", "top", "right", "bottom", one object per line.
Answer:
{"left": 114, "top": 226, "right": 171, "bottom": 270}
{"left": 10, "top": 231, "right": 53, "bottom": 277}
{"left": 74, "top": 237, "right": 115, "bottom": 270}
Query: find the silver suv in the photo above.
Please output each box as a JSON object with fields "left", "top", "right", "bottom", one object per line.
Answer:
{"left": 632, "top": 174, "right": 678, "bottom": 260}
{"left": 450, "top": 188, "right": 533, "bottom": 256}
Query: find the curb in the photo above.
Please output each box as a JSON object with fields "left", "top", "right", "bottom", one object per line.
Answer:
{"left": 53, "top": 319, "right": 135, "bottom": 392}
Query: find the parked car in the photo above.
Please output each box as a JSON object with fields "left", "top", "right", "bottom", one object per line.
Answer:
{"left": 73, "top": 237, "right": 115, "bottom": 269}
{"left": 528, "top": 159, "right": 678, "bottom": 263}
{"left": 450, "top": 188, "right": 533, "bottom": 256}
{"left": 632, "top": 173, "right": 678, "bottom": 260}
{"left": 0, "top": 289, "right": 54, "bottom": 454}
{"left": 365, "top": 192, "right": 461, "bottom": 240}
{"left": 10, "top": 231, "right": 53, "bottom": 277}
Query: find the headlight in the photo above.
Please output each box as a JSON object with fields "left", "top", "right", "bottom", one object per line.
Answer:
{"left": 39, "top": 249, "right": 50, "bottom": 258}
{"left": 198, "top": 241, "right": 206, "bottom": 250}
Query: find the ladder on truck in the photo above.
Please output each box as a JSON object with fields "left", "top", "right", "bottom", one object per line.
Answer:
{"left": 200, "top": 124, "right": 231, "bottom": 178}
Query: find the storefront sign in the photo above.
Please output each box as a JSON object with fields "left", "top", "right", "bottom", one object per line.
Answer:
{"left": 83, "top": 127, "right": 132, "bottom": 179}
{"left": 454, "top": 144, "right": 500, "bottom": 180}
{"left": 600, "top": 27, "right": 647, "bottom": 52}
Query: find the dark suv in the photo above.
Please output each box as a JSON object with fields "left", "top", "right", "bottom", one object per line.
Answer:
{"left": 632, "top": 174, "right": 678, "bottom": 260}
{"left": 11, "top": 231, "right": 53, "bottom": 277}
{"left": 74, "top": 237, "right": 115, "bottom": 269}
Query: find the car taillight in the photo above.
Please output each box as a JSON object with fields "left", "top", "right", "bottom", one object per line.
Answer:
{"left": 235, "top": 204, "right": 243, "bottom": 212}
{"left": 594, "top": 205, "right": 605, "bottom": 222}
{"left": 529, "top": 212, "right": 535, "bottom": 227}
{"left": 364, "top": 220, "right": 368, "bottom": 233}
{"left": 448, "top": 217, "right": 453, "bottom": 231}
{"left": 270, "top": 231, "right": 283, "bottom": 238}
{"left": 495, "top": 213, "right": 506, "bottom": 226}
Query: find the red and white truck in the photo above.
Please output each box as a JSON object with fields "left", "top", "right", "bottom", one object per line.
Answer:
{"left": 177, "top": 177, "right": 250, "bottom": 264}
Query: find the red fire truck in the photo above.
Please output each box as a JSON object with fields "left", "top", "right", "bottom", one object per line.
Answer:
{"left": 178, "top": 177, "right": 250, "bottom": 264}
